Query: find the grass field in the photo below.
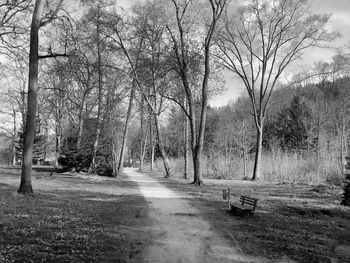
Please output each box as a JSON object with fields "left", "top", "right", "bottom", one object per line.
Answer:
{"left": 1, "top": 166, "right": 350, "bottom": 262}
{"left": 0, "top": 167, "right": 152, "bottom": 262}
{"left": 147, "top": 170, "right": 350, "bottom": 263}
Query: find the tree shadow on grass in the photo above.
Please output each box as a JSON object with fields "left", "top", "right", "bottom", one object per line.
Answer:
{"left": 153, "top": 175, "right": 350, "bottom": 263}
{"left": 0, "top": 177, "right": 153, "bottom": 263}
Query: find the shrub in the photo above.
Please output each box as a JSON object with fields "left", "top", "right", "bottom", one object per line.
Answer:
{"left": 96, "top": 162, "right": 114, "bottom": 177}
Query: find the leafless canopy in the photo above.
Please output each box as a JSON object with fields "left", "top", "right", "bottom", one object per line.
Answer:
{"left": 216, "top": 0, "right": 337, "bottom": 119}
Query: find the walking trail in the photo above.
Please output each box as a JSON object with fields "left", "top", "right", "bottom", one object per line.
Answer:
{"left": 124, "top": 168, "right": 259, "bottom": 263}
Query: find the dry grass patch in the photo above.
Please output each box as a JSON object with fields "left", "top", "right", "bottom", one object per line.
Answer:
{"left": 150, "top": 172, "right": 350, "bottom": 263}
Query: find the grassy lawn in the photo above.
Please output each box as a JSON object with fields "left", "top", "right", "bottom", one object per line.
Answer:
{"left": 1, "top": 166, "right": 350, "bottom": 262}
{"left": 153, "top": 172, "right": 350, "bottom": 263}
{"left": 0, "top": 167, "right": 152, "bottom": 263}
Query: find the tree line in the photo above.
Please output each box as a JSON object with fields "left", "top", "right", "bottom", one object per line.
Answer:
{"left": 0, "top": 0, "right": 340, "bottom": 194}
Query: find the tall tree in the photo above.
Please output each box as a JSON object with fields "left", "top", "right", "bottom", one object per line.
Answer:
{"left": 18, "top": 0, "right": 65, "bottom": 194}
{"left": 103, "top": 2, "right": 173, "bottom": 177}
{"left": 167, "top": 0, "right": 226, "bottom": 184}
{"left": 117, "top": 81, "right": 136, "bottom": 173}
{"left": 18, "top": 0, "right": 45, "bottom": 193}
{"left": 116, "top": 28, "right": 146, "bottom": 174}
{"left": 216, "top": 0, "right": 336, "bottom": 180}
{"left": 89, "top": 2, "right": 104, "bottom": 172}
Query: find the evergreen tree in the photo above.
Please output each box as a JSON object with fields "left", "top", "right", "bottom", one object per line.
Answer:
{"left": 286, "top": 95, "right": 311, "bottom": 150}
{"left": 271, "top": 95, "right": 311, "bottom": 152}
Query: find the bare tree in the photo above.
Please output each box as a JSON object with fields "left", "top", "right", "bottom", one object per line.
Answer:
{"left": 19, "top": 0, "right": 65, "bottom": 194}
{"left": 0, "top": 60, "right": 29, "bottom": 166}
{"left": 167, "top": 0, "right": 226, "bottom": 184}
{"left": 0, "top": 0, "right": 31, "bottom": 60}
{"left": 216, "top": 0, "right": 336, "bottom": 180}
{"left": 104, "top": 4, "right": 173, "bottom": 177}
{"left": 117, "top": 32, "right": 146, "bottom": 174}
{"left": 65, "top": 50, "right": 95, "bottom": 150}
{"left": 89, "top": 3, "right": 104, "bottom": 172}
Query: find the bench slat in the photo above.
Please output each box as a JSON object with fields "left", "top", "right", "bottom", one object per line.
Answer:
{"left": 240, "top": 198, "right": 257, "bottom": 203}
{"left": 239, "top": 195, "right": 258, "bottom": 210}
{"left": 228, "top": 193, "right": 259, "bottom": 216}
{"left": 240, "top": 196, "right": 258, "bottom": 202}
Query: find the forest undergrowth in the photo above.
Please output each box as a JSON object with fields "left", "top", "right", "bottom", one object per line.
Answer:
{"left": 156, "top": 152, "right": 344, "bottom": 185}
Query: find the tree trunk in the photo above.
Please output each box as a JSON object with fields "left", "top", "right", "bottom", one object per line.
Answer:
{"left": 112, "top": 141, "right": 118, "bottom": 176}
{"left": 139, "top": 98, "right": 145, "bottom": 171}
{"left": 12, "top": 108, "right": 17, "bottom": 165}
{"left": 154, "top": 115, "right": 171, "bottom": 177}
{"left": 252, "top": 125, "right": 263, "bottom": 180}
{"left": 118, "top": 84, "right": 135, "bottom": 173}
{"left": 242, "top": 137, "right": 247, "bottom": 179}
{"left": 183, "top": 103, "right": 189, "bottom": 179}
{"left": 340, "top": 98, "right": 346, "bottom": 176}
{"left": 18, "top": 0, "right": 44, "bottom": 194}
{"left": 54, "top": 97, "right": 62, "bottom": 168}
{"left": 90, "top": 7, "right": 103, "bottom": 173}
{"left": 192, "top": 147, "right": 202, "bottom": 184}
{"left": 90, "top": 100, "right": 102, "bottom": 172}
{"left": 241, "top": 120, "right": 247, "bottom": 179}
{"left": 150, "top": 116, "right": 154, "bottom": 171}
{"left": 76, "top": 101, "right": 85, "bottom": 150}
{"left": 187, "top": 100, "right": 198, "bottom": 183}
{"left": 192, "top": 41, "right": 212, "bottom": 185}
{"left": 139, "top": 108, "right": 149, "bottom": 172}
{"left": 243, "top": 148, "right": 247, "bottom": 179}
{"left": 54, "top": 122, "right": 61, "bottom": 169}
{"left": 316, "top": 100, "right": 321, "bottom": 176}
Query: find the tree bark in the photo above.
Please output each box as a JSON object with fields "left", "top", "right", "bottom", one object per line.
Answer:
{"left": 18, "top": 0, "right": 44, "bottom": 194}
{"left": 54, "top": 119, "right": 62, "bottom": 169}
{"left": 192, "top": 147, "right": 202, "bottom": 184}
{"left": 90, "top": 5, "right": 103, "bottom": 173}
{"left": 316, "top": 99, "right": 321, "bottom": 176}
{"left": 139, "top": 98, "right": 145, "bottom": 171}
{"left": 192, "top": 42, "right": 211, "bottom": 185}
{"left": 252, "top": 125, "right": 263, "bottom": 180}
{"left": 140, "top": 132, "right": 148, "bottom": 171}
{"left": 150, "top": 115, "right": 154, "bottom": 171}
{"left": 118, "top": 83, "right": 136, "bottom": 173}
{"left": 154, "top": 114, "right": 171, "bottom": 177}
{"left": 340, "top": 97, "right": 346, "bottom": 175}
{"left": 241, "top": 120, "right": 247, "bottom": 179}
{"left": 183, "top": 101, "right": 189, "bottom": 179}
{"left": 54, "top": 94, "right": 62, "bottom": 168}
{"left": 112, "top": 141, "right": 118, "bottom": 176}
{"left": 12, "top": 108, "right": 17, "bottom": 165}
{"left": 76, "top": 100, "right": 86, "bottom": 150}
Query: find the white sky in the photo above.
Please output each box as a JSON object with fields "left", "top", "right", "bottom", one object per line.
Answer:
{"left": 4, "top": 0, "right": 349, "bottom": 110}
{"left": 118, "top": 0, "right": 350, "bottom": 106}
{"left": 211, "top": 0, "right": 350, "bottom": 107}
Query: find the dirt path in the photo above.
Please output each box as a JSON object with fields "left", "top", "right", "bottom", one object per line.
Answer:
{"left": 124, "top": 168, "right": 260, "bottom": 263}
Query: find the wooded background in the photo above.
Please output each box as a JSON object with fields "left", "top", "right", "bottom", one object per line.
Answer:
{"left": 0, "top": 0, "right": 347, "bottom": 193}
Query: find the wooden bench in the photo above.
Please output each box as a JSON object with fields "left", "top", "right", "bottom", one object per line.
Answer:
{"left": 231, "top": 195, "right": 259, "bottom": 216}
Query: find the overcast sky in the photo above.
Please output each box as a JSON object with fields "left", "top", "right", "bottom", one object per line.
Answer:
{"left": 118, "top": 0, "right": 350, "bottom": 107}
{"left": 213, "top": 0, "right": 350, "bottom": 106}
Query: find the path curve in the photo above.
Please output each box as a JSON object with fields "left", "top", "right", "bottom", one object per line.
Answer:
{"left": 124, "top": 168, "right": 257, "bottom": 263}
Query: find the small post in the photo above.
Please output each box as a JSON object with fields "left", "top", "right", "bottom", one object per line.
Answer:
{"left": 223, "top": 188, "right": 231, "bottom": 209}
{"left": 227, "top": 188, "right": 231, "bottom": 209}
